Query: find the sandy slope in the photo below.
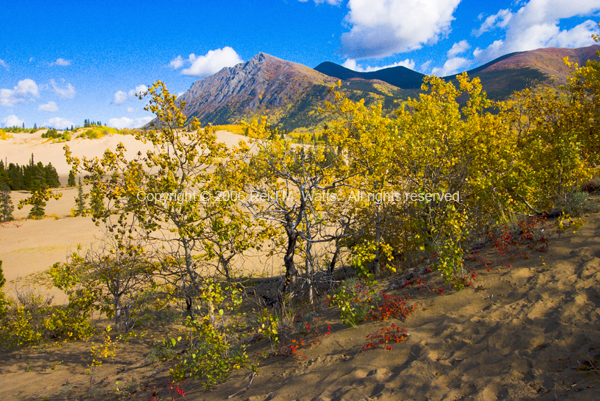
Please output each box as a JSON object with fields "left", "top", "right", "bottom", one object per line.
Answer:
{"left": 0, "top": 211, "right": 599, "bottom": 400}
{"left": 0, "top": 130, "right": 248, "bottom": 184}
{"left": 199, "top": 216, "right": 600, "bottom": 401}
{"left": 0, "top": 130, "right": 252, "bottom": 299}
{"left": 2, "top": 133, "right": 600, "bottom": 400}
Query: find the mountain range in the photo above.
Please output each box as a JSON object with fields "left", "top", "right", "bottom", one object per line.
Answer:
{"left": 158, "top": 45, "right": 600, "bottom": 132}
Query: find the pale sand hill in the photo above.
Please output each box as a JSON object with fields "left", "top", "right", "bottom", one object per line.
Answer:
{"left": 0, "top": 209, "right": 599, "bottom": 400}
{"left": 0, "top": 130, "right": 253, "bottom": 299}
{"left": 0, "top": 130, "right": 249, "bottom": 184}
{"left": 2, "top": 133, "right": 600, "bottom": 400}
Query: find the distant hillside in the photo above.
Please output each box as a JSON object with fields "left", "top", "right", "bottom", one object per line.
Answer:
{"left": 314, "top": 62, "right": 425, "bottom": 89}
{"left": 151, "top": 45, "right": 600, "bottom": 131}
{"left": 315, "top": 44, "right": 600, "bottom": 100}
{"left": 468, "top": 45, "right": 600, "bottom": 81}
{"left": 455, "top": 45, "right": 600, "bottom": 100}
{"left": 163, "top": 53, "right": 414, "bottom": 131}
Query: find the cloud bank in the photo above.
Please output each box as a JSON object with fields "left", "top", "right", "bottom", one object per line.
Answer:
{"left": 51, "top": 58, "right": 71, "bottom": 66}
{"left": 473, "top": 0, "right": 600, "bottom": 64}
{"left": 1, "top": 115, "right": 24, "bottom": 128}
{"left": 108, "top": 116, "right": 153, "bottom": 129}
{"left": 38, "top": 101, "right": 59, "bottom": 112}
{"left": 113, "top": 85, "right": 146, "bottom": 105}
{"left": 43, "top": 117, "right": 73, "bottom": 129}
{"left": 342, "top": 58, "right": 416, "bottom": 72}
{"left": 170, "top": 47, "right": 243, "bottom": 77}
{"left": 297, "top": 0, "right": 342, "bottom": 5}
{"left": 0, "top": 79, "right": 39, "bottom": 107}
{"left": 341, "top": 0, "right": 461, "bottom": 59}
{"left": 50, "top": 79, "right": 76, "bottom": 98}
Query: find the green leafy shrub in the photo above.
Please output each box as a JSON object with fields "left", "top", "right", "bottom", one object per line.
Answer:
{"left": 0, "top": 283, "right": 95, "bottom": 347}
{"left": 0, "top": 129, "right": 13, "bottom": 140}
{"left": 326, "top": 278, "right": 375, "bottom": 328}
{"left": 562, "top": 191, "right": 598, "bottom": 216}
{"left": 77, "top": 126, "right": 122, "bottom": 139}
{"left": 170, "top": 316, "right": 250, "bottom": 389}
{"left": 257, "top": 308, "right": 279, "bottom": 349}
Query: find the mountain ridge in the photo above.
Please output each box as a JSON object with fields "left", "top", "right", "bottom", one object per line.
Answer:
{"left": 147, "top": 45, "right": 600, "bottom": 131}
{"left": 170, "top": 52, "right": 410, "bottom": 131}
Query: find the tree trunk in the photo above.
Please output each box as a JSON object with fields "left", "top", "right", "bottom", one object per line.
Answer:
{"left": 281, "top": 230, "right": 298, "bottom": 294}
{"left": 328, "top": 243, "right": 340, "bottom": 274}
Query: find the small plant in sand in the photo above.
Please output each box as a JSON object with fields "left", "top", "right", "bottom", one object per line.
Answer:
{"left": 169, "top": 315, "right": 250, "bottom": 390}
{"left": 90, "top": 326, "right": 117, "bottom": 368}
{"left": 326, "top": 278, "right": 375, "bottom": 328}
{"left": 256, "top": 308, "right": 280, "bottom": 350}
{"left": 366, "top": 292, "right": 414, "bottom": 322}
{"left": 362, "top": 323, "right": 408, "bottom": 351}
{"left": 168, "top": 281, "right": 253, "bottom": 390}
{"left": 19, "top": 185, "right": 62, "bottom": 220}
{"left": 0, "top": 182, "right": 14, "bottom": 222}
{"left": 277, "top": 315, "right": 331, "bottom": 361}
{"left": 74, "top": 177, "right": 87, "bottom": 216}
{"left": 556, "top": 213, "right": 586, "bottom": 238}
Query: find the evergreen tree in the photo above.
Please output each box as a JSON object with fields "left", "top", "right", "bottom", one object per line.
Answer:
{"left": 0, "top": 161, "right": 9, "bottom": 189}
{"left": 0, "top": 260, "right": 6, "bottom": 318}
{"left": 27, "top": 171, "right": 47, "bottom": 219}
{"left": 89, "top": 182, "right": 105, "bottom": 218}
{"left": 42, "top": 162, "right": 60, "bottom": 187}
{"left": 1, "top": 156, "right": 60, "bottom": 191}
{"left": 0, "top": 260, "right": 5, "bottom": 289}
{"left": 0, "top": 182, "right": 14, "bottom": 222}
{"left": 75, "top": 177, "right": 87, "bottom": 216}
{"left": 67, "top": 170, "right": 76, "bottom": 187}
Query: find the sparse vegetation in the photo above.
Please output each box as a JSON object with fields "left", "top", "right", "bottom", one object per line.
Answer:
{"left": 1, "top": 29, "right": 600, "bottom": 401}
{"left": 0, "top": 155, "right": 60, "bottom": 191}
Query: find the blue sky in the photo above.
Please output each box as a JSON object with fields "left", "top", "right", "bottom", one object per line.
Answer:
{"left": 1, "top": 0, "right": 599, "bottom": 129}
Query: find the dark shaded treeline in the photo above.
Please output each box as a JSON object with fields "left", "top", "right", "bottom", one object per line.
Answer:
{"left": 0, "top": 154, "right": 60, "bottom": 191}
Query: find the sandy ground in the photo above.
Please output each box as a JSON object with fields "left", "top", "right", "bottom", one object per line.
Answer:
{"left": 0, "top": 130, "right": 255, "bottom": 300}
{"left": 0, "top": 130, "right": 250, "bottom": 184}
{"left": 2, "top": 133, "right": 600, "bottom": 400}
{"left": 0, "top": 209, "right": 599, "bottom": 400}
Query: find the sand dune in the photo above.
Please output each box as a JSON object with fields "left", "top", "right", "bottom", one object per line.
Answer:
{"left": 1, "top": 211, "right": 599, "bottom": 400}
{"left": 2, "top": 133, "right": 600, "bottom": 400}
{"left": 0, "top": 130, "right": 248, "bottom": 184}
{"left": 0, "top": 130, "right": 252, "bottom": 299}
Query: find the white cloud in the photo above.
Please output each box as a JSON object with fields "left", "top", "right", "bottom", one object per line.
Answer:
{"left": 473, "top": 9, "right": 512, "bottom": 37}
{"left": 169, "top": 55, "right": 184, "bottom": 69}
{"left": 113, "top": 91, "right": 128, "bottom": 105}
{"left": 341, "top": 0, "right": 462, "bottom": 59}
{"left": 50, "top": 79, "right": 76, "bottom": 98}
{"left": 431, "top": 57, "right": 470, "bottom": 76}
{"left": 113, "top": 85, "right": 146, "bottom": 105}
{"left": 108, "top": 116, "right": 153, "bottom": 129}
{"left": 0, "top": 79, "right": 39, "bottom": 107}
{"left": 1, "top": 115, "right": 24, "bottom": 128}
{"left": 0, "top": 59, "right": 8, "bottom": 70}
{"left": 298, "top": 0, "right": 342, "bottom": 4}
{"left": 51, "top": 58, "right": 71, "bottom": 66}
{"left": 447, "top": 40, "right": 471, "bottom": 57}
{"left": 420, "top": 60, "right": 433, "bottom": 73}
{"left": 127, "top": 107, "right": 135, "bottom": 113}
{"left": 342, "top": 58, "right": 416, "bottom": 71}
{"left": 38, "top": 101, "right": 59, "bottom": 112}
{"left": 341, "top": 59, "right": 360, "bottom": 70}
{"left": 170, "top": 47, "right": 243, "bottom": 77}
{"left": 43, "top": 117, "right": 73, "bottom": 129}
{"left": 473, "top": 0, "right": 600, "bottom": 64}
